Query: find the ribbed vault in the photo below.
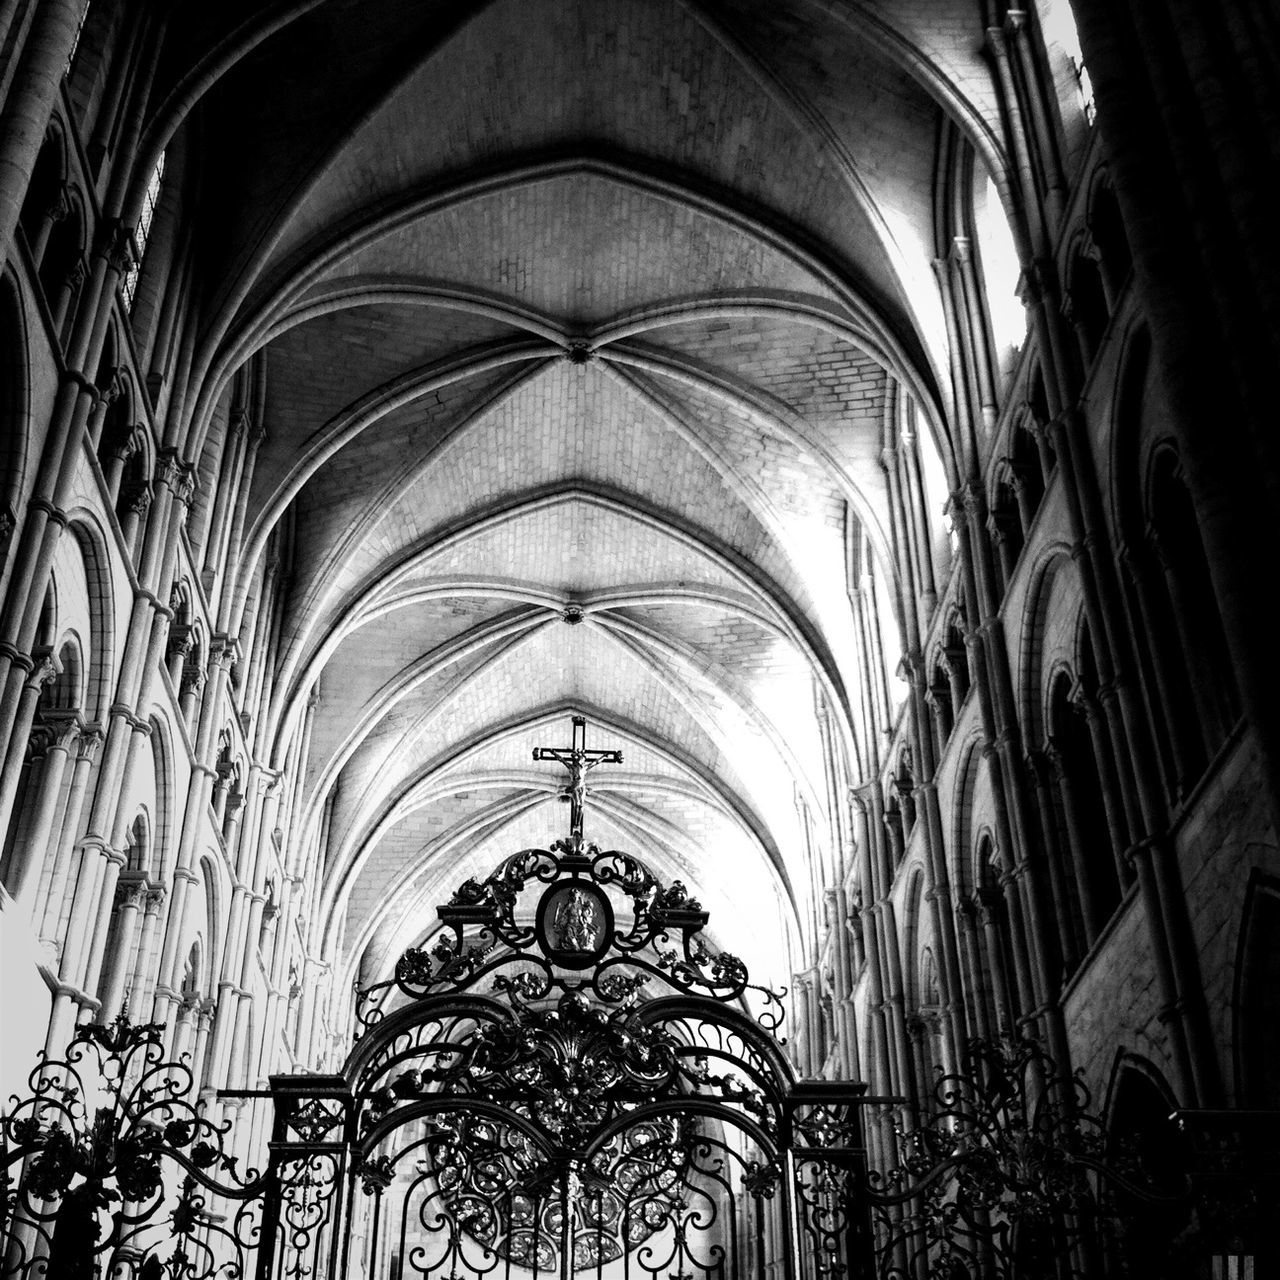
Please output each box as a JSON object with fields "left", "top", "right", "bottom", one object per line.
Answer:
{"left": 166, "top": 0, "right": 981, "bottom": 996}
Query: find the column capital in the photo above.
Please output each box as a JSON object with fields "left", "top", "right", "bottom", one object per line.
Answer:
{"left": 115, "top": 879, "right": 148, "bottom": 910}
{"left": 180, "top": 664, "right": 207, "bottom": 697}
{"left": 122, "top": 479, "right": 154, "bottom": 518}
{"left": 154, "top": 447, "right": 196, "bottom": 500}
{"left": 75, "top": 723, "right": 105, "bottom": 762}
{"left": 167, "top": 622, "right": 194, "bottom": 661}
{"left": 905, "top": 1009, "right": 942, "bottom": 1042}
{"left": 1003, "top": 8, "right": 1028, "bottom": 36}
{"left": 25, "top": 647, "right": 58, "bottom": 693}
{"left": 102, "top": 219, "right": 136, "bottom": 276}
{"left": 41, "top": 710, "right": 82, "bottom": 750}
{"left": 209, "top": 633, "right": 242, "bottom": 669}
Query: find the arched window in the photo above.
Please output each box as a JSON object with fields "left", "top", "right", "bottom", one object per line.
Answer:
{"left": 66, "top": 1, "right": 92, "bottom": 75}
{"left": 972, "top": 171, "right": 1026, "bottom": 380}
{"left": 1108, "top": 1067, "right": 1189, "bottom": 1269}
{"left": 121, "top": 151, "right": 165, "bottom": 310}
{"left": 1038, "top": 0, "right": 1095, "bottom": 126}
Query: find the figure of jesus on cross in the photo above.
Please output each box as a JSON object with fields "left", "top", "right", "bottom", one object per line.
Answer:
{"left": 533, "top": 716, "right": 622, "bottom": 844}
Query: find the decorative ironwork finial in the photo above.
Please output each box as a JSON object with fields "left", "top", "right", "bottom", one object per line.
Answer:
{"left": 532, "top": 715, "right": 622, "bottom": 845}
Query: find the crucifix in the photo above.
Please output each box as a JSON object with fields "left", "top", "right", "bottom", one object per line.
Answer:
{"left": 533, "top": 716, "right": 622, "bottom": 843}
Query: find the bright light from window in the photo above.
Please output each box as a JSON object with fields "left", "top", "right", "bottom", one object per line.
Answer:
{"left": 66, "top": 3, "right": 90, "bottom": 75}
{"left": 1040, "top": 0, "right": 1096, "bottom": 125}
{"left": 121, "top": 151, "right": 166, "bottom": 311}
{"left": 974, "top": 174, "right": 1026, "bottom": 372}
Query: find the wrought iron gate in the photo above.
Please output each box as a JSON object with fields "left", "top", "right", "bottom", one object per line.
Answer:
{"left": 255, "top": 834, "right": 870, "bottom": 1280}
{"left": 2, "top": 828, "right": 1248, "bottom": 1279}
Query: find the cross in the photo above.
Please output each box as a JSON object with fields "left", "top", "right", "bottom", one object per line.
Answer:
{"left": 533, "top": 716, "right": 622, "bottom": 843}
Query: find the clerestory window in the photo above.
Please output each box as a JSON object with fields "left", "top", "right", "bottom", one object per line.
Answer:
{"left": 121, "top": 151, "right": 165, "bottom": 310}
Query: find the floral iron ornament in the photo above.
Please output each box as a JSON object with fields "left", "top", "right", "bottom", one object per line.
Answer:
{"left": 357, "top": 839, "right": 784, "bottom": 1035}
{"left": 0, "top": 1011, "right": 267, "bottom": 1280}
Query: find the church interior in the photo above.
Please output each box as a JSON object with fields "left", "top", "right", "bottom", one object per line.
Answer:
{"left": 1, "top": 1, "right": 1278, "bottom": 1276}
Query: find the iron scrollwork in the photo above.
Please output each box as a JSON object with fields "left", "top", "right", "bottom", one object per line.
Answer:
{"left": 865, "top": 1036, "right": 1192, "bottom": 1279}
{"left": 357, "top": 834, "right": 786, "bottom": 1035}
{"left": 0, "top": 1012, "right": 266, "bottom": 1280}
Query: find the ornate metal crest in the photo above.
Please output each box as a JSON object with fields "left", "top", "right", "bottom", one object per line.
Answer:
{"left": 356, "top": 835, "right": 784, "bottom": 1035}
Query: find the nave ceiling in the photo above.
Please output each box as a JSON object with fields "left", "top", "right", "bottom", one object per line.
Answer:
{"left": 149, "top": 0, "right": 997, "bottom": 991}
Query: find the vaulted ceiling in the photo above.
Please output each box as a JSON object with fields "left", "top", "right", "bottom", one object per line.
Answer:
{"left": 166, "top": 0, "right": 1002, "bottom": 990}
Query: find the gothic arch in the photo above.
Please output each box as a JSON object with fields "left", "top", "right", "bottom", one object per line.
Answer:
{"left": 946, "top": 732, "right": 988, "bottom": 892}
{"left": 198, "top": 852, "right": 229, "bottom": 1001}
{"left": 1015, "top": 541, "right": 1076, "bottom": 745}
{"left": 1062, "top": 230, "right": 1109, "bottom": 367}
{"left": 1086, "top": 172, "right": 1132, "bottom": 301}
{"left": 62, "top": 513, "right": 116, "bottom": 723}
{"left": 1103, "top": 1053, "right": 1189, "bottom": 1263}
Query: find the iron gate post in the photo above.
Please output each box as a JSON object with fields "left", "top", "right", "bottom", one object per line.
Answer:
{"left": 256, "top": 1073, "right": 351, "bottom": 1280}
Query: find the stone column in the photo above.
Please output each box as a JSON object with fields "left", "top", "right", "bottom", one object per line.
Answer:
{"left": 6, "top": 711, "right": 78, "bottom": 908}
{"left": 130, "top": 886, "right": 167, "bottom": 1015}
{"left": 0, "top": 0, "right": 85, "bottom": 268}
{"left": 48, "top": 254, "right": 85, "bottom": 338}
{"left": 955, "top": 899, "right": 992, "bottom": 1042}
{"left": 976, "top": 887, "right": 1016, "bottom": 1035}
{"left": 0, "top": 649, "right": 56, "bottom": 846}
{"left": 178, "top": 662, "right": 205, "bottom": 731}
{"left": 173, "top": 990, "right": 201, "bottom": 1063}
{"left": 25, "top": 180, "right": 70, "bottom": 267}
{"left": 97, "top": 875, "right": 146, "bottom": 1013}
{"left": 118, "top": 479, "right": 152, "bottom": 560}
{"left": 38, "top": 724, "right": 101, "bottom": 941}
